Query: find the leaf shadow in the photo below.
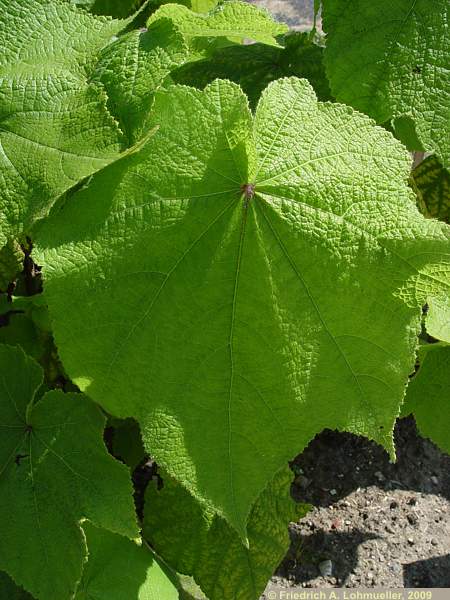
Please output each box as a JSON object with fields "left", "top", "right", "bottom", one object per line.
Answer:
{"left": 403, "top": 554, "right": 450, "bottom": 587}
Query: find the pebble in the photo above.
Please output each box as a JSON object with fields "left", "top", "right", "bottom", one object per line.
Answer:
{"left": 375, "top": 471, "right": 385, "bottom": 481}
{"left": 296, "top": 475, "right": 311, "bottom": 489}
{"left": 431, "top": 538, "right": 439, "bottom": 546}
{"left": 407, "top": 537, "right": 415, "bottom": 545}
{"left": 431, "top": 475, "right": 439, "bottom": 485}
{"left": 330, "top": 489, "right": 337, "bottom": 496}
{"left": 407, "top": 513, "right": 418, "bottom": 526}
{"left": 319, "top": 559, "right": 333, "bottom": 577}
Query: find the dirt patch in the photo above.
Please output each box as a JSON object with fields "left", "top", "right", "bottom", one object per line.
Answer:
{"left": 262, "top": 417, "right": 450, "bottom": 593}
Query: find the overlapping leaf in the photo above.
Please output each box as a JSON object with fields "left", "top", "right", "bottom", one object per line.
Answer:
{"left": 72, "top": 0, "right": 144, "bottom": 18}
{"left": 321, "top": 0, "right": 450, "bottom": 167}
{"left": 171, "top": 32, "right": 331, "bottom": 108}
{"left": 143, "top": 466, "right": 308, "bottom": 600}
{"left": 34, "top": 78, "right": 450, "bottom": 539}
{"left": 0, "top": 345, "right": 138, "bottom": 600}
{"left": 0, "top": 0, "right": 129, "bottom": 247}
{"left": 75, "top": 523, "right": 179, "bottom": 599}
{"left": 92, "top": 18, "right": 188, "bottom": 144}
{"left": 426, "top": 295, "right": 450, "bottom": 344}
{"left": 147, "top": 1, "right": 288, "bottom": 58}
{"left": 148, "top": 0, "right": 219, "bottom": 12}
{"left": 412, "top": 156, "right": 450, "bottom": 224}
{"left": 402, "top": 344, "right": 450, "bottom": 455}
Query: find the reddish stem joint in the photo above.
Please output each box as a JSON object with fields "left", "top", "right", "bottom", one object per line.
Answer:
{"left": 241, "top": 183, "right": 255, "bottom": 200}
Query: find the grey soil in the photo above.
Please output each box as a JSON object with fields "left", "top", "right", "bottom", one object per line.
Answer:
{"left": 262, "top": 418, "right": 450, "bottom": 593}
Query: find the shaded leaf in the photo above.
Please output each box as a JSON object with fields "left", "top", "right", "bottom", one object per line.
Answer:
{"left": 0, "top": 345, "right": 138, "bottom": 600}
{"left": 72, "top": 0, "right": 145, "bottom": 18}
{"left": 403, "top": 344, "right": 450, "bottom": 455}
{"left": 412, "top": 155, "right": 450, "bottom": 224}
{"left": 143, "top": 466, "right": 309, "bottom": 600}
{"left": 0, "top": 241, "right": 23, "bottom": 291}
{"left": 112, "top": 418, "right": 146, "bottom": 470}
{"left": 0, "top": 572, "right": 33, "bottom": 600}
{"left": 75, "top": 522, "right": 179, "bottom": 599}
{"left": 171, "top": 32, "right": 331, "bottom": 109}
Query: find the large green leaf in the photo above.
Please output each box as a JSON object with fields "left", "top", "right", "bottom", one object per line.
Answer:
{"left": 144, "top": 466, "right": 308, "bottom": 600}
{"left": 412, "top": 156, "right": 450, "bottom": 224}
{"left": 0, "top": 345, "right": 138, "bottom": 600}
{"left": 321, "top": 0, "right": 450, "bottom": 168}
{"left": 147, "top": 1, "right": 288, "bottom": 57}
{"left": 402, "top": 344, "right": 450, "bottom": 455}
{"left": 171, "top": 32, "right": 331, "bottom": 109}
{"left": 0, "top": 0, "right": 127, "bottom": 247}
{"left": 34, "top": 78, "right": 450, "bottom": 539}
{"left": 75, "top": 523, "right": 179, "bottom": 600}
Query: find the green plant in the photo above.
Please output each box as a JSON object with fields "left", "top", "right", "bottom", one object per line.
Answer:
{"left": 0, "top": 0, "right": 448, "bottom": 598}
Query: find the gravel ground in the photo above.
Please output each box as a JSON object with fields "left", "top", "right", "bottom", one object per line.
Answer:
{"left": 262, "top": 418, "right": 450, "bottom": 593}
{"left": 248, "top": 0, "right": 319, "bottom": 31}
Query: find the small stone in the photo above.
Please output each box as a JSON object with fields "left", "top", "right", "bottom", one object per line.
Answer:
{"left": 375, "top": 471, "right": 385, "bottom": 481}
{"left": 407, "top": 537, "right": 415, "bottom": 545}
{"left": 296, "top": 475, "right": 311, "bottom": 489}
{"left": 431, "top": 476, "right": 439, "bottom": 485}
{"left": 329, "top": 489, "right": 337, "bottom": 496}
{"left": 431, "top": 538, "right": 439, "bottom": 546}
{"left": 319, "top": 559, "right": 333, "bottom": 578}
{"left": 385, "top": 525, "right": 395, "bottom": 534}
{"left": 345, "top": 520, "right": 351, "bottom": 526}
{"left": 407, "top": 513, "right": 418, "bottom": 526}
{"left": 368, "top": 572, "right": 374, "bottom": 579}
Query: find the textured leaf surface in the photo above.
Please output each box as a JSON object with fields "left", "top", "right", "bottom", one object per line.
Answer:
{"left": 403, "top": 344, "right": 450, "bottom": 455}
{"left": 171, "top": 32, "right": 331, "bottom": 109}
{"left": 322, "top": 0, "right": 450, "bottom": 167}
{"left": 412, "top": 156, "right": 450, "bottom": 224}
{"left": 75, "top": 523, "right": 179, "bottom": 600}
{"left": 144, "top": 466, "right": 308, "bottom": 600}
{"left": 92, "top": 18, "right": 187, "bottom": 144}
{"left": 0, "top": 345, "right": 138, "bottom": 600}
{"left": 148, "top": 1, "right": 288, "bottom": 56}
{"left": 0, "top": 0, "right": 128, "bottom": 247}
{"left": 34, "top": 78, "right": 450, "bottom": 537}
